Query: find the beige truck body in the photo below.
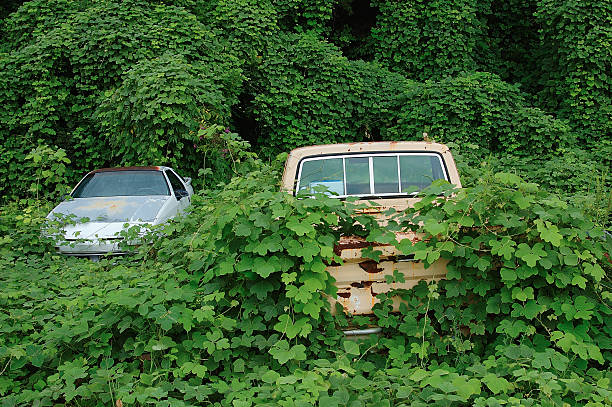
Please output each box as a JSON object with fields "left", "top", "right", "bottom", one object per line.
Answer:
{"left": 282, "top": 141, "right": 461, "bottom": 315}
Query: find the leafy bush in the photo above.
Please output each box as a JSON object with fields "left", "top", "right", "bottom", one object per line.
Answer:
{"left": 1, "top": 0, "right": 609, "bottom": 201}
{"left": 205, "top": 0, "right": 280, "bottom": 68}
{"left": 373, "top": 175, "right": 611, "bottom": 366}
{"left": 95, "top": 53, "right": 241, "bottom": 175}
{"left": 475, "top": 0, "right": 540, "bottom": 87}
{"left": 253, "top": 32, "right": 408, "bottom": 155}
{"left": 370, "top": 0, "right": 483, "bottom": 80}
{"left": 1, "top": 1, "right": 611, "bottom": 401}
{"left": 534, "top": 0, "right": 612, "bottom": 150}
{"left": 385, "top": 72, "right": 572, "bottom": 159}
{"left": 0, "top": 138, "right": 71, "bottom": 204}
{"left": 0, "top": 0, "right": 242, "bottom": 184}
{"left": 271, "top": 0, "right": 338, "bottom": 35}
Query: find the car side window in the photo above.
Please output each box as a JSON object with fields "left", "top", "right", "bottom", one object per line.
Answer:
{"left": 165, "top": 170, "right": 186, "bottom": 196}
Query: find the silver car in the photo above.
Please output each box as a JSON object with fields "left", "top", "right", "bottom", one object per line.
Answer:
{"left": 47, "top": 166, "right": 193, "bottom": 259}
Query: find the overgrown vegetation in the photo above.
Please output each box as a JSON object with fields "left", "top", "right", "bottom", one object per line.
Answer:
{"left": 1, "top": 0, "right": 610, "bottom": 196}
{"left": 1, "top": 164, "right": 611, "bottom": 405}
{"left": 0, "top": 0, "right": 610, "bottom": 405}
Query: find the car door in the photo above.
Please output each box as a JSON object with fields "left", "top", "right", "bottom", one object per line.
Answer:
{"left": 165, "top": 169, "right": 190, "bottom": 214}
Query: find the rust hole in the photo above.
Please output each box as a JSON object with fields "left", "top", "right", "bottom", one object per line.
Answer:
{"left": 359, "top": 260, "right": 382, "bottom": 273}
{"left": 350, "top": 282, "right": 364, "bottom": 288}
{"left": 333, "top": 236, "right": 389, "bottom": 256}
{"left": 337, "top": 292, "right": 351, "bottom": 298}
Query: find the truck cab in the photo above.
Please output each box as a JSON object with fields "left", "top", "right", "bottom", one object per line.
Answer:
{"left": 281, "top": 141, "right": 461, "bottom": 315}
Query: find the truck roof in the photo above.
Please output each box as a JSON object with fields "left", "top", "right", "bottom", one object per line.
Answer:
{"left": 285, "top": 141, "right": 452, "bottom": 162}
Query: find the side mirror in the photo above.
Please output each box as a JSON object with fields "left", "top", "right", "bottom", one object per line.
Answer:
{"left": 184, "top": 177, "right": 192, "bottom": 185}
{"left": 175, "top": 189, "right": 189, "bottom": 200}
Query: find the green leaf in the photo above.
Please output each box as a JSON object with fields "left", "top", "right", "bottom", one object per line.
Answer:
{"left": 343, "top": 340, "right": 360, "bottom": 355}
{"left": 500, "top": 268, "right": 517, "bottom": 282}
{"left": 583, "top": 263, "right": 604, "bottom": 281}
{"left": 563, "top": 253, "right": 579, "bottom": 266}
{"left": 261, "top": 370, "right": 280, "bottom": 384}
{"left": 302, "top": 301, "right": 321, "bottom": 318}
{"left": 191, "top": 364, "right": 208, "bottom": 378}
{"left": 523, "top": 300, "right": 542, "bottom": 319}
{"left": 286, "top": 218, "right": 314, "bottom": 236}
{"left": 515, "top": 243, "right": 545, "bottom": 267}
{"left": 350, "top": 375, "right": 370, "bottom": 389}
{"left": 511, "top": 191, "right": 532, "bottom": 209}
{"left": 269, "top": 340, "right": 307, "bottom": 365}
{"left": 512, "top": 286, "right": 534, "bottom": 302}
{"left": 458, "top": 216, "right": 474, "bottom": 227}
{"left": 456, "top": 378, "right": 482, "bottom": 399}
{"left": 571, "top": 274, "right": 587, "bottom": 289}
{"left": 274, "top": 314, "right": 301, "bottom": 339}
{"left": 252, "top": 257, "right": 276, "bottom": 278}
{"left": 233, "top": 359, "right": 245, "bottom": 373}
{"left": 495, "top": 172, "right": 524, "bottom": 185}
{"left": 536, "top": 220, "right": 562, "bottom": 247}
{"left": 489, "top": 238, "right": 516, "bottom": 260}
{"left": 424, "top": 218, "right": 447, "bottom": 236}
{"left": 482, "top": 373, "right": 512, "bottom": 394}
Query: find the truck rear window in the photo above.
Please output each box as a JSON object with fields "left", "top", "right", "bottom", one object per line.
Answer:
{"left": 296, "top": 153, "right": 447, "bottom": 197}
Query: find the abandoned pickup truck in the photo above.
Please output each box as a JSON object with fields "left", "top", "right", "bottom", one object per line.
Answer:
{"left": 281, "top": 141, "right": 461, "bottom": 315}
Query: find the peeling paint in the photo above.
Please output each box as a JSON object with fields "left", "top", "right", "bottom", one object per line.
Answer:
{"left": 359, "top": 260, "right": 382, "bottom": 274}
{"left": 49, "top": 196, "right": 168, "bottom": 223}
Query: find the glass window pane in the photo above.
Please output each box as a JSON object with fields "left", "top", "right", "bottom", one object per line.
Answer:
{"left": 72, "top": 171, "right": 170, "bottom": 197}
{"left": 373, "top": 156, "right": 399, "bottom": 194}
{"left": 345, "top": 157, "right": 370, "bottom": 195}
{"left": 299, "top": 158, "right": 344, "bottom": 195}
{"left": 399, "top": 155, "right": 445, "bottom": 192}
{"left": 165, "top": 170, "right": 186, "bottom": 194}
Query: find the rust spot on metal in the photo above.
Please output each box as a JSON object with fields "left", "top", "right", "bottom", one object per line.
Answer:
{"left": 323, "top": 258, "right": 342, "bottom": 266}
{"left": 337, "top": 292, "right": 351, "bottom": 298}
{"left": 76, "top": 199, "right": 130, "bottom": 213}
{"left": 355, "top": 206, "right": 384, "bottom": 215}
{"left": 359, "top": 260, "right": 382, "bottom": 273}
{"left": 333, "top": 235, "right": 391, "bottom": 256}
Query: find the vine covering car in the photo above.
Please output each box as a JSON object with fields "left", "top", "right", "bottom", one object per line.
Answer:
{"left": 46, "top": 166, "right": 193, "bottom": 260}
{"left": 281, "top": 141, "right": 462, "bottom": 317}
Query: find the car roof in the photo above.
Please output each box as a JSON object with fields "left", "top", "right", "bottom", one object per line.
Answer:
{"left": 89, "top": 166, "right": 170, "bottom": 174}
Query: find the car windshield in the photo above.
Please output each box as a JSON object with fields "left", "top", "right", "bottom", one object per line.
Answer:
{"left": 297, "top": 153, "right": 447, "bottom": 197}
{"left": 72, "top": 170, "right": 170, "bottom": 198}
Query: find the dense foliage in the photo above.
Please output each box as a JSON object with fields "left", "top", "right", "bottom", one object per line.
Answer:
{"left": 1, "top": 166, "right": 611, "bottom": 405}
{"left": 0, "top": 0, "right": 610, "bottom": 405}
{"left": 1, "top": 0, "right": 610, "bottom": 197}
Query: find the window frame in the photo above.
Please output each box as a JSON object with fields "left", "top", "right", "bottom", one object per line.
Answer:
{"left": 164, "top": 169, "right": 187, "bottom": 197}
{"left": 295, "top": 152, "right": 449, "bottom": 198}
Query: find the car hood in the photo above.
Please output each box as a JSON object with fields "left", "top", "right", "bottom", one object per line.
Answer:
{"left": 61, "top": 221, "right": 150, "bottom": 240}
{"left": 48, "top": 196, "right": 170, "bottom": 238}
